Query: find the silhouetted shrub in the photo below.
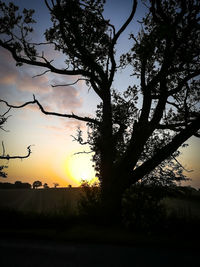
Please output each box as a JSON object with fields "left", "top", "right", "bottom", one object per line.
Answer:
{"left": 78, "top": 181, "right": 101, "bottom": 221}
{"left": 122, "top": 184, "right": 167, "bottom": 231}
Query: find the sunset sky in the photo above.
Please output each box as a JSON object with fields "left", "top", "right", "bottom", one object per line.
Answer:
{"left": 0, "top": 0, "right": 200, "bottom": 188}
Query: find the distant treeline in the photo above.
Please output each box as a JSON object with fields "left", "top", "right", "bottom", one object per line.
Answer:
{"left": 0, "top": 181, "right": 31, "bottom": 189}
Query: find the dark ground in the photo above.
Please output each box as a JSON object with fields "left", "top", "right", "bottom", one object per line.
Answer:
{"left": 0, "top": 187, "right": 199, "bottom": 266}
{"left": 0, "top": 237, "right": 198, "bottom": 267}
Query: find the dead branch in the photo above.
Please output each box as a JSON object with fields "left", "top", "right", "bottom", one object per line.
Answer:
{"left": 73, "top": 150, "right": 93, "bottom": 155}
{"left": 0, "top": 145, "right": 32, "bottom": 160}
{"left": 51, "top": 78, "right": 89, "bottom": 87}
{"left": 32, "top": 70, "right": 50, "bottom": 78}
{"left": 0, "top": 96, "right": 100, "bottom": 126}
{"left": 172, "top": 155, "right": 193, "bottom": 173}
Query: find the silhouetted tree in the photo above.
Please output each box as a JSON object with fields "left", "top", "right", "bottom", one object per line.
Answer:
{"left": 32, "top": 180, "right": 42, "bottom": 189}
{"left": 0, "top": 181, "right": 31, "bottom": 189}
{"left": 0, "top": 0, "right": 199, "bottom": 215}
{"left": 43, "top": 182, "right": 49, "bottom": 189}
{"left": 14, "top": 181, "right": 31, "bottom": 189}
{"left": 53, "top": 183, "right": 59, "bottom": 188}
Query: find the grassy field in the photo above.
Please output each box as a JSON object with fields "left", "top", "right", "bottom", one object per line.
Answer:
{"left": 0, "top": 187, "right": 82, "bottom": 215}
{"left": 0, "top": 187, "right": 199, "bottom": 219}
{"left": 0, "top": 187, "right": 199, "bottom": 248}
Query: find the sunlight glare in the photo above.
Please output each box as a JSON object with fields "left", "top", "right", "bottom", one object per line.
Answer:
{"left": 65, "top": 151, "right": 98, "bottom": 185}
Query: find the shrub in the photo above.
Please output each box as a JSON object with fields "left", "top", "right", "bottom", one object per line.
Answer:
{"left": 78, "top": 181, "right": 101, "bottom": 221}
{"left": 122, "top": 184, "right": 167, "bottom": 232}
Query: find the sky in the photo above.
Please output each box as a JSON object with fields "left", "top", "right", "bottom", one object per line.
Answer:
{"left": 0, "top": 0, "right": 200, "bottom": 188}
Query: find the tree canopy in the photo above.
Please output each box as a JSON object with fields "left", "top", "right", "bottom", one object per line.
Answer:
{"left": 0, "top": 0, "right": 199, "bottom": 214}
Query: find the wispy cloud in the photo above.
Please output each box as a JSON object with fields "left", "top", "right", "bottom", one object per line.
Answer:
{"left": 0, "top": 48, "right": 50, "bottom": 93}
{"left": 0, "top": 48, "right": 83, "bottom": 112}
{"left": 41, "top": 86, "right": 83, "bottom": 112}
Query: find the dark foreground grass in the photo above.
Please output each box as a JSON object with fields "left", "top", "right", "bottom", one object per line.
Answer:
{"left": 0, "top": 207, "right": 199, "bottom": 250}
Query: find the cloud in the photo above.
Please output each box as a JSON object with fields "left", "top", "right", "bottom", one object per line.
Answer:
{"left": 0, "top": 48, "right": 50, "bottom": 93}
{"left": 42, "top": 119, "right": 87, "bottom": 140}
{"left": 41, "top": 86, "right": 83, "bottom": 112}
{"left": 62, "top": 119, "right": 86, "bottom": 132}
{"left": 0, "top": 48, "right": 83, "bottom": 112}
{"left": 44, "top": 118, "right": 86, "bottom": 132}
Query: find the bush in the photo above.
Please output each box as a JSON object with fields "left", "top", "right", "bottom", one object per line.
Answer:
{"left": 78, "top": 181, "right": 101, "bottom": 221}
{"left": 122, "top": 184, "right": 167, "bottom": 232}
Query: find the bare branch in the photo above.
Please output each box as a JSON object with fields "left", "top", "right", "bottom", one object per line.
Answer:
{"left": 2, "top": 107, "right": 11, "bottom": 117}
{"left": 0, "top": 109, "right": 11, "bottom": 132}
{"left": 51, "top": 78, "right": 89, "bottom": 87}
{"left": 166, "top": 100, "right": 181, "bottom": 111}
{"left": 2, "top": 141, "right": 5, "bottom": 157}
{"left": 194, "top": 131, "right": 200, "bottom": 138}
{"left": 168, "top": 70, "right": 200, "bottom": 96}
{"left": 0, "top": 97, "right": 100, "bottom": 126}
{"left": 172, "top": 155, "right": 193, "bottom": 173}
{"left": 44, "top": 0, "right": 53, "bottom": 12}
{"left": 131, "top": 115, "right": 200, "bottom": 183}
{"left": 113, "top": 0, "right": 137, "bottom": 44}
{"left": 157, "top": 122, "right": 187, "bottom": 131}
{"left": 0, "top": 39, "right": 91, "bottom": 77}
{"left": 0, "top": 145, "right": 32, "bottom": 160}
{"left": 108, "top": 0, "right": 137, "bottom": 86}
{"left": 71, "top": 134, "right": 89, "bottom": 145}
{"left": 73, "top": 151, "right": 93, "bottom": 155}
{"left": 32, "top": 70, "right": 50, "bottom": 78}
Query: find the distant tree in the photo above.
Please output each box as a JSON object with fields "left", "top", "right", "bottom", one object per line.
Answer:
{"left": 32, "top": 180, "right": 42, "bottom": 189}
{"left": 53, "top": 183, "right": 59, "bottom": 188}
{"left": 0, "top": 0, "right": 199, "bottom": 217}
{"left": 0, "top": 182, "right": 13, "bottom": 189}
{"left": 0, "top": 181, "right": 31, "bottom": 189}
{"left": 43, "top": 182, "right": 49, "bottom": 189}
{"left": 22, "top": 182, "right": 32, "bottom": 189}
{"left": 14, "top": 181, "right": 31, "bottom": 189}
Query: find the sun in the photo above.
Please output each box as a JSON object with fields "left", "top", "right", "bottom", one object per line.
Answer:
{"left": 65, "top": 151, "right": 98, "bottom": 185}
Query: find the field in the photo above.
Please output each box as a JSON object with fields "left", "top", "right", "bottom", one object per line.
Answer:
{"left": 0, "top": 187, "right": 200, "bottom": 251}
{"left": 0, "top": 187, "right": 200, "bottom": 219}
{"left": 0, "top": 188, "right": 83, "bottom": 215}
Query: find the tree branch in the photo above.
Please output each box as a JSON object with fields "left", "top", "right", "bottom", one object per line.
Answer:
{"left": 131, "top": 115, "right": 200, "bottom": 183}
{"left": 113, "top": 0, "right": 137, "bottom": 44}
{"left": 73, "top": 151, "right": 93, "bottom": 155}
{"left": 51, "top": 78, "right": 89, "bottom": 87}
{"left": 168, "top": 70, "right": 200, "bottom": 96}
{"left": 108, "top": 0, "right": 137, "bottom": 86}
{"left": 0, "top": 145, "right": 32, "bottom": 160}
{"left": 0, "top": 97, "right": 100, "bottom": 126}
{"left": 0, "top": 40, "right": 90, "bottom": 77}
{"left": 32, "top": 70, "right": 51, "bottom": 78}
{"left": 172, "top": 155, "right": 193, "bottom": 173}
{"left": 157, "top": 122, "right": 187, "bottom": 131}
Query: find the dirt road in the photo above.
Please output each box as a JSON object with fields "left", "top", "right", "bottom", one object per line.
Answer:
{"left": 0, "top": 238, "right": 198, "bottom": 267}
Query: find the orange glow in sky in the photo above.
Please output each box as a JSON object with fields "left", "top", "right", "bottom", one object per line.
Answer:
{"left": 64, "top": 152, "right": 98, "bottom": 185}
